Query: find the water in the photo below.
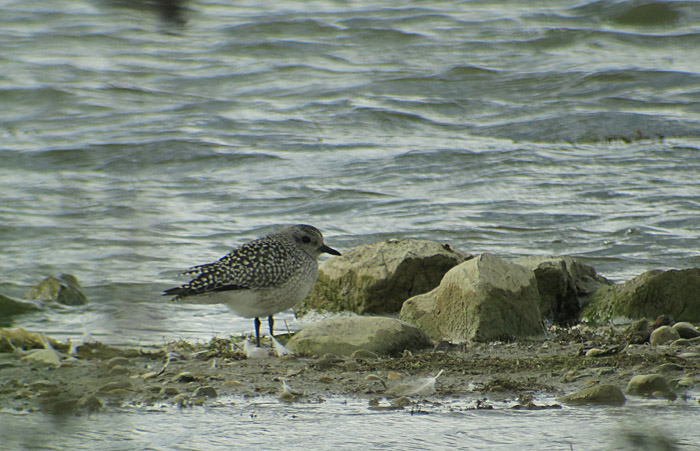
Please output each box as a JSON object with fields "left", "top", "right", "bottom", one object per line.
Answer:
{"left": 1, "top": 0, "right": 700, "bottom": 447}
{"left": 2, "top": 396, "right": 699, "bottom": 450}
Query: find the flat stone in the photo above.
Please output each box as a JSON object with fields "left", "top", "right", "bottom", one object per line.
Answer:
{"left": 286, "top": 317, "right": 433, "bottom": 357}
{"left": 653, "top": 363, "right": 684, "bottom": 373}
{"left": 559, "top": 384, "right": 626, "bottom": 406}
{"left": 673, "top": 322, "right": 700, "bottom": 339}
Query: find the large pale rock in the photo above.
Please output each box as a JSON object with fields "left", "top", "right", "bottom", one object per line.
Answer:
{"left": 515, "top": 256, "right": 612, "bottom": 325}
{"left": 400, "top": 253, "right": 544, "bottom": 342}
{"left": 582, "top": 269, "right": 700, "bottom": 323}
{"left": 295, "top": 239, "right": 471, "bottom": 317}
{"left": 286, "top": 317, "right": 433, "bottom": 356}
{"left": 26, "top": 274, "right": 88, "bottom": 306}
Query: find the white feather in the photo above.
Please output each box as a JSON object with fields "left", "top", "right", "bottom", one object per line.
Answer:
{"left": 271, "top": 336, "right": 294, "bottom": 357}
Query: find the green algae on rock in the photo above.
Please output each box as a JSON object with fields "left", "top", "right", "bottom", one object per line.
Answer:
{"left": 582, "top": 269, "right": 700, "bottom": 323}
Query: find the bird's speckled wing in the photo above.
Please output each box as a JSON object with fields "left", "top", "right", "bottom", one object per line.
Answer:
{"left": 165, "top": 235, "right": 300, "bottom": 300}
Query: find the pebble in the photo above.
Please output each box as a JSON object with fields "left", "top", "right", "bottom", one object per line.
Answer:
{"left": 351, "top": 349, "right": 379, "bottom": 362}
{"left": 653, "top": 363, "right": 684, "bottom": 373}
{"left": 193, "top": 386, "right": 217, "bottom": 398}
{"left": 109, "top": 365, "right": 130, "bottom": 375}
{"left": 105, "top": 357, "right": 130, "bottom": 367}
{"left": 77, "top": 395, "right": 103, "bottom": 412}
{"left": 677, "top": 376, "right": 696, "bottom": 388}
{"left": 161, "top": 386, "right": 180, "bottom": 397}
{"left": 171, "top": 394, "right": 190, "bottom": 406}
{"left": 671, "top": 339, "right": 692, "bottom": 347}
{"left": 672, "top": 322, "right": 700, "bottom": 339}
{"left": 171, "top": 372, "right": 196, "bottom": 383}
{"left": 97, "top": 380, "right": 133, "bottom": 394}
{"left": 626, "top": 374, "right": 672, "bottom": 397}
{"left": 650, "top": 326, "right": 680, "bottom": 346}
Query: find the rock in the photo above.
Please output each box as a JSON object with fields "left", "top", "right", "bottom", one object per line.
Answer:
{"left": 627, "top": 374, "right": 672, "bottom": 397}
{"left": 295, "top": 239, "right": 471, "bottom": 316}
{"left": 77, "top": 395, "right": 103, "bottom": 413}
{"left": 193, "top": 386, "right": 217, "bottom": 398}
{"left": 351, "top": 349, "right": 379, "bottom": 362}
{"left": 25, "top": 274, "right": 88, "bottom": 306}
{"left": 653, "top": 363, "right": 684, "bottom": 373}
{"left": 161, "top": 386, "right": 180, "bottom": 397}
{"left": 558, "top": 384, "right": 626, "bottom": 406}
{"left": 400, "top": 254, "right": 544, "bottom": 342}
{"left": 104, "top": 357, "right": 130, "bottom": 367}
{"left": 623, "top": 318, "right": 652, "bottom": 344}
{"left": 0, "top": 328, "right": 46, "bottom": 353}
{"left": 172, "top": 372, "right": 196, "bottom": 383}
{"left": 677, "top": 376, "right": 696, "bottom": 388}
{"left": 0, "top": 294, "right": 43, "bottom": 320}
{"left": 582, "top": 268, "right": 700, "bottom": 323}
{"left": 515, "top": 256, "right": 612, "bottom": 325}
{"left": 673, "top": 322, "right": 700, "bottom": 339}
{"left": 649, "top": 326, "right": 680, "bottom": 346}
{"left": 671, "top": 339, "right": 691, "bottom": 347}
{"left": 109, "top": 365, "right": 130, "bottom": 376}
{"left": 286, "top": 317, "right": 433, "bottom": 356}
{"left": 97, "top": 381, "right": 133, "bottom": 393}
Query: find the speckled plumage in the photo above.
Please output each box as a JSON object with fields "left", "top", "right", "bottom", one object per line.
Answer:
{"left": 164, "top": 224, "right": 340, "bottom": 346}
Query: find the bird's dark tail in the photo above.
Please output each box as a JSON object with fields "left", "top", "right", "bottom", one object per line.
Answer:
{"left": 163, "top": 286, "right": 185, "bottom": 298}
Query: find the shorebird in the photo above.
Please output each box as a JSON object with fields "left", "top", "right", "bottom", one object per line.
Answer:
{"left": 164, "top": 224, "right": 340, "bottom": 346}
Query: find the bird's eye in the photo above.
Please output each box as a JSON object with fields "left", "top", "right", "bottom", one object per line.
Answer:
{"left": 301, "top": 236, "right": 311, "bottom": 243}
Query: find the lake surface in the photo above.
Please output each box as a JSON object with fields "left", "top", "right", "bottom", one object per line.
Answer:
{"left": 1, "top": 0, "right": 699, "bottom": 448}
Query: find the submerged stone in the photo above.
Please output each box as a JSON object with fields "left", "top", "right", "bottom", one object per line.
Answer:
{"left": 0, "top": 294, "right": 43, "bottom": 322}
{"left": 559, "top": 384, "right": 626, "bottom": 406}
{"left": 26, "top": 274, "right": 88, "bottom": 306}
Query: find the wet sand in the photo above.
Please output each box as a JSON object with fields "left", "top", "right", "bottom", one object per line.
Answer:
{"left": 1, "top": 325, "right": 698, "bottom": 414}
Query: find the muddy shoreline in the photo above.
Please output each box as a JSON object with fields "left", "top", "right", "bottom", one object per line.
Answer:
{"left": 1, "top": 324, "right": 699, "bottom": 415}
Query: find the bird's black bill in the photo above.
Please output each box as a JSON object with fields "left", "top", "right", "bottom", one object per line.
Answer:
{"left": 319, "top": 244, "right": 341, "bottom": 256}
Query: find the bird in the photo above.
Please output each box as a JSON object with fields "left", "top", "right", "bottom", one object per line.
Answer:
{"left": 164, "top": 224, "right": 341, "bottom": 347}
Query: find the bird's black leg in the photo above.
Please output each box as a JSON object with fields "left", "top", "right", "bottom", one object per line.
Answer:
{"left": 254, "top": 317, "right": 261, "bottom": 347}
{"left": 268, "top": 315, "right": 275, "bottom": 341}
